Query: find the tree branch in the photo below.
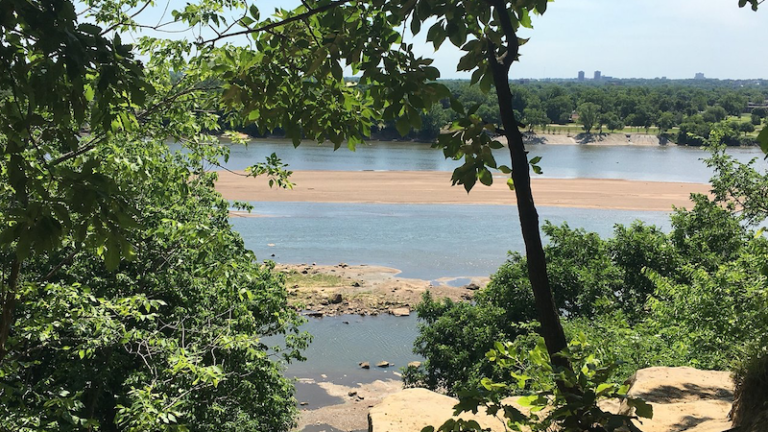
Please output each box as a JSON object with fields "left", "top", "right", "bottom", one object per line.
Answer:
{"left": 198, "top": 0, "right": 354, "bottom": 45}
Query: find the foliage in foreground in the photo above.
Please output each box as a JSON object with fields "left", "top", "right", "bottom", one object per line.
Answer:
{"left": 406, "top": 146, "right": 768, "bottom": 397}
{"left": 0, "top": 139, "right": 309, "bottom": 431}
{"left": 423, "top": 336, "right": 652, "bottom": 432}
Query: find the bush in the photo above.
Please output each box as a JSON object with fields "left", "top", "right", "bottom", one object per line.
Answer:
{"left": 732, "top": 351, "right": 768, "bottom": 431}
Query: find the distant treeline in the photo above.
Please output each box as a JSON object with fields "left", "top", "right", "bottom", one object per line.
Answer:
{"left": 228, "top": 79, "right": 768, "bottom": 146}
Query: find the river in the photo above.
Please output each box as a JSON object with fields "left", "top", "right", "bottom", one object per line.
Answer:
{"left": 220, "top": 140, "right": 764, "bottom": 413}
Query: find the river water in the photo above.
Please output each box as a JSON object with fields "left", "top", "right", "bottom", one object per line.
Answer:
{"left": 207, "top": 138, "right": 766, "bottom": 183}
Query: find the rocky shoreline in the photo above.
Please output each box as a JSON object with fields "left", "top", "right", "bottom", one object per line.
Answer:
{"left": 279, "top": 263, "right": 488, "bottom": 318}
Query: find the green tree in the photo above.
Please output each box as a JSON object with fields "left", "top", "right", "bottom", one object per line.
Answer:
{"left": 740, "top": 121, "right": 757, "bottom": 135}
{"left": 656, "top": 111, "right": 677, "bottom": 134}
{"left": 576, "top": 102, "right": 600, "bottom": 134}
{"left": 523, "top": 107, "right": 550, "bottom": 132}
{"left": 604, "top": 113, "right": 625, "bottom": 132}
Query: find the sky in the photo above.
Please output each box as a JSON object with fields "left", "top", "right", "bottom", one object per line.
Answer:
{"left": 413, "top": 0, "right": 768, "bottom": 80}
{"left": 122, "top": 0, "right": 768, "bottom": 80}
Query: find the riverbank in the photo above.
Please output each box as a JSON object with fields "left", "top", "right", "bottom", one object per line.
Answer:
{"left": 216, "top": 170, "right": 710, "bottom": 211}
{"left": 520, "top": 132, "right": 671, "bottom": 146}
{"left": 280, "top": 263, "right": 487, "bottom": 317}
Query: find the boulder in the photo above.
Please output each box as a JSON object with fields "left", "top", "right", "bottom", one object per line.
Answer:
{"left": 359, "top": 362, "right": 370, "bottom": 369}
{"left": 407, "top": 361, "right": 422, "bottom": 369}
{"left": 369, "top": 367, "right": 735, "bottom": 432}
{"left": 465, "top": 283, "right": 481, "bottom": 291}
{"left": 390, "top": 308, "right": 410, "bottom": 317}
{"left": 619, "top": 367, "right": 734, "bottom": 432}
{"left": 368, "top": 388, "right": 510, "bottom": 432}
{"left": 329, "top": 293, "right": 343, "bottom": 304}
{"left": 376, "top": 361, "right": 390, "bottom": 368}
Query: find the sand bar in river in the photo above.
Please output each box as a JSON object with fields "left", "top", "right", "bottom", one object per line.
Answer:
{"left": 215, "top": 170, "right": 710, "bottom": 212}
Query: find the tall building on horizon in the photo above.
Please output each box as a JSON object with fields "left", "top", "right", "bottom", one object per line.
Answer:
{"left": 594, "top": 70, "right": 602, "bottom": 80}
{"left": 578, "top": 71, "right": 585, "bottom": 81}
{"left": 695, "top": 72, "right": 706, "bottom": 80}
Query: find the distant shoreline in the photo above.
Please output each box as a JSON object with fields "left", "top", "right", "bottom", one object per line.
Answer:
{"left": 222, "top": 132, "right": 679, "bottom": 148}
{"left": 215, "top": 170, "right": 710, "bottom": 212}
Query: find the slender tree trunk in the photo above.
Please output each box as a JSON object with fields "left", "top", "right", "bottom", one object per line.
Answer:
{"left": 487, "top": 1, "right": 570, "bottom": 373}
{"left": 0, "top": 258, "right": 20, "bottom": 363}
{"left": 488, "top": 60, "right": 569, "bottom": 369}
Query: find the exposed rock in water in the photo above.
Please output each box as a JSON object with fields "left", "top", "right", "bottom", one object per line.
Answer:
{"left": 305, "top": 311, "right": 323, "bottom": 318}
{"left": 359, "top": 362, "right": 370, "bottom": 369}
{"left": 376, "top": 361, "right": 390, "bottom": 368}
{"left": 407, "top": 361, "right": 422, "bottom": 369}
{"left": 390, "top": 308, "right": 410, "bottom": 317}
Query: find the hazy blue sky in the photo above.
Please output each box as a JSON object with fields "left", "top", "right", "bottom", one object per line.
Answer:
{"left": 413, "top": 0, "right": 767, "bottom": 80}
{"left": 126, "top": 0, "right": 767, "bottom": 80}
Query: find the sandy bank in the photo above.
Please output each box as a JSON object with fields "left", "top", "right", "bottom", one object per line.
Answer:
{"left": 216, "top": 170, "right": 710, "bottom": 212}
{"left": 519, "top": 132, "right": 671, "bottom": 146}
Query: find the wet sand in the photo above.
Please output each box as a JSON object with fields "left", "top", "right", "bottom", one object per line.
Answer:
{"left": 215, "top": 170, "right": 710, "bottom": 211}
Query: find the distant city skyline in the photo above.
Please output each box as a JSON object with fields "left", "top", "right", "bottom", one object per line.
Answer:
{"left": 408, "top": 0, "right": 767, "bottom": 80}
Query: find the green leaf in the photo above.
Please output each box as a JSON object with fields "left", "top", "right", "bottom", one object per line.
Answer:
{"left": 396, "top": 117, "right": 411, "bottom": 136}
{"left": 628, "top": 398, "right": 654, "bottom": 419}
{"left": 529, "top": 156, "right": 542, "bottom": 165}
{"left": 757, "top": 127, "right": 768, "bottom": 155}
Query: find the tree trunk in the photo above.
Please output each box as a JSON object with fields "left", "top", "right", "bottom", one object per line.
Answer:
{"left": 488, "top": 60, "right": 570, "bottom": 370}
{"left": 0, "top": 258, "right": 20, "bottom": 363}
{"left": 486, "top": 1, "right": 571, "bottom": 374}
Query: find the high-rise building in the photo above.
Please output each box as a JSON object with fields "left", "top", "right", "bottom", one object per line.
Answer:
{"left": 694, "top": 72, "right": 706, "bottom": 80}
{"left": 594, "top": 70, "right": 602, "bottom": 80}
{"left": 578, "top": 71, "right": 585, "bottom": 81}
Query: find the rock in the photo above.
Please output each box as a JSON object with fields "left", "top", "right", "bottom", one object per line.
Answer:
{"left": 301, "top": 270, "right": 308, "bottom": 274}
{"left": 357, "top": 395, "right": 365, "bottom": 400}
{"left": 270, "top": 253, "right": 275, "bottom": 257}
{"left": 312, "top": 262, "right": 316, "bottom": 265}
{"left": 407, "top": 361, "right": 422, "bottom": 369}
{"left": 299, "top": 401, "right": 308, "bottom": 406}
{"left": 390, "top": 308, "right": 410, "bottom": 317}
{"left": 342, "top": 321, "right": 349, "bottom": 325}
{"left": 618, "top": 367, "right": 733, "bottom": 432}
{"left": 329, "top": 293, "right": 343, "bottom": 304}
{"left": 320, "top": 300, "right": 329, "bottom": 306}
{"left": 305, "top": 311, "right": 323, "bottom": 318}
{"left": 465, "top": 283, "right": 481, "bottom": 291}
{"left": 368, "top": 388, "right": 509, "bottom": 432}
{"left": 368, "top": 367, "right": 735, "bottom": 432}
{"left": 359, "top": 362, "right": 370, "bottom": 369}
{"left": 376, "top": 361, "right": 390, "bottom": 368}
{"left": 339, "top": 262, "right": 348, "bottom": 268}
{"left": 267, "top": 243, "right": 275, "bottom": 247}
{"left": 348, "top": 390, "right": 358, "bottom": 397}
{"left": 352, "top": 281, "right": 361, "bottom": 287}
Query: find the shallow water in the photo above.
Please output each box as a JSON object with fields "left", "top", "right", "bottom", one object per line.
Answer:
{"left": 277, "top": 314, "right": 422, "bottom": 387}
{"left": 232, "top": 202, "right": 670, "bottom": 279}
{"left": 176, "top": 139, "right": 767, "bottom": 183}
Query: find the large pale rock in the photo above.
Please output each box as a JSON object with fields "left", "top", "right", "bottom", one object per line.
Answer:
{"left": 369, "top": 367, "right": 735, "bottom": 432}
{"left": 368, "top": 388, "right": 511, "bottom": 432}
{"left": 620, "top": 367, "right": 734, "bottom": 432}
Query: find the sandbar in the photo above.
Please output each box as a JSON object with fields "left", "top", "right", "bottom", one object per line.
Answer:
{"left": 215, "top": 170, "right": 710, "bottom": 212}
